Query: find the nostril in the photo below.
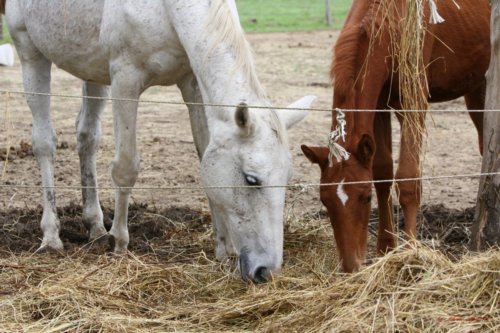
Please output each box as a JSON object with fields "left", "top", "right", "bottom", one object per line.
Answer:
{"left": 252, "top": 266, "right": 271, "bottom": 284}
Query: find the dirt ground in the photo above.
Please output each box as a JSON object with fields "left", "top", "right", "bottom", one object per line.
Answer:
{"left": 0, "top": 31, "right": 483, "bottom": 253}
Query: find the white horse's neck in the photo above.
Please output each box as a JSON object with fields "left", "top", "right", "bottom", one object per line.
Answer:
{"left": 170, "top": 0, "right": 270, "bottom": 122}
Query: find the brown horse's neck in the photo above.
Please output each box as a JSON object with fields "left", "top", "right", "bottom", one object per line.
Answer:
{"left": 331, "top": 110, "right": 376, "bottom": 152}
{"left": 332, "top": 0, "right": 408, "bottom": 150}
{"left": 331, "top": 4, "right": 386, "bottom": 150}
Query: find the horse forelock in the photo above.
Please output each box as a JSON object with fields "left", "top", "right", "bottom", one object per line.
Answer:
{"left": 206, "top": 0, "right": 267, "bottom": 100}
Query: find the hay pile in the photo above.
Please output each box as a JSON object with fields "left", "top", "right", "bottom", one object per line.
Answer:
{"left": 0, "top": 216, "right": 498, "bottom": 332}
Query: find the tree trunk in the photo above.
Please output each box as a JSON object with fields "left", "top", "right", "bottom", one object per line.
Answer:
{"left": 471, "top": 0, "right": 500, "bottom": 250}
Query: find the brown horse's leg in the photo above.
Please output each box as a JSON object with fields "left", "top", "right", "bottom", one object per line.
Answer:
{"left": 373, "top": 111, "right": 396, "bottom": 253}
{"left": 464, "top": 82, "right": 486, "bottom": 155}
{"left": 395, "top": 111, "right": 426, "bottom": 239}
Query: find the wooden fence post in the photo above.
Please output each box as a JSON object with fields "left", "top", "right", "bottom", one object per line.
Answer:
{"left": 325, "top": 0, "right": 332, "bottom": 27}
{"left": 471, "top": 0, "right": 500, "bottom": 250}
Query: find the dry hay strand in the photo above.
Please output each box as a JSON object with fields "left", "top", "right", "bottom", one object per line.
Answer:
{"left": 0, "top": 219, "right": 498, "bottom": 333}
{"left": 395, "top": 0, "right": 428, "bottom": 168}
{"left": 397, "top": 0, "right": 429, "bottom": 112}
{"left": 265, "top": 244, "right": 499, "bottom": 333}
{"left": 365, "top": 0, "right": 430, "bottom": 167}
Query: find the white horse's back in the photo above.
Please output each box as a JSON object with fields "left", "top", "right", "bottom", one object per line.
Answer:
{"left": 8, "top": 0, "right": 191, "bottom": 86}
{"left": 8, "top": 0, "right": 109, "bottom": 81}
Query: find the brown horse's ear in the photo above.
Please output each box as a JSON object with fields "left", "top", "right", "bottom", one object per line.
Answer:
{"left": 301, "top": 145, "right": 330, "bottom": 168}
{"left": 356, "top": 134, "right": 375, "bottom": 166}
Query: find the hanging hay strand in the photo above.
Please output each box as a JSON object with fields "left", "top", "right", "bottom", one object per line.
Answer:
{"left": 367, "top": 0, "right": 430, "bottom": 165}
{"left": 397, "top": 0, "right": 428, "bottom": 165}
{"left": 356, "top": 0, "right": 438, "bottom": 206}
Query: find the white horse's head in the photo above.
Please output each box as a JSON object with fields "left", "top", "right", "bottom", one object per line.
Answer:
{"left": 201, "top": 96, "right": 315, "bottom": 283}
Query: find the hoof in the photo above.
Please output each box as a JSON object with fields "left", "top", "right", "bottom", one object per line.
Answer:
{"left": 108, "top": 234, "right": 128, "bottom": 255}
{"left": 89, "top": 226, "right": 108, "bottom": 242}
{"left": 35, "top": 240, "right": 64, "bottom": 255}
{"left": 376, "top": 240, "right": 396, "bottom": 255}
{"left": 83, "top": 233, "right": 110, "bottom": 253}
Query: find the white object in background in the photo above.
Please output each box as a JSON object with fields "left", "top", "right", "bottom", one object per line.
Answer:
{"left": 0, "top": 44, "right": 14, "bottom": 66}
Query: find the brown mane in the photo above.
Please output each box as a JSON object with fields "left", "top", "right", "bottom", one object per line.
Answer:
{"left": 331, "top": 0, "right": 390, "bottom": 112}
{"left": 331, "top": 26, "right": 363, "bottom": 110}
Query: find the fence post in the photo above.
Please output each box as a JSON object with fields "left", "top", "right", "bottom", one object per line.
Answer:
{"left": 471, "top": 0, "right": 500, "bottom": 250}
{"left": 325, "top": 0, "right": 332, "bottom": 27}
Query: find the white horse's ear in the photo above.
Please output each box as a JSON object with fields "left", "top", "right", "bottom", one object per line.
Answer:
{"left": 235, "top": 102, "right": 256, "bottom": 137}
{"left": 279, "top": 95, "right": 316, "bottom": 129}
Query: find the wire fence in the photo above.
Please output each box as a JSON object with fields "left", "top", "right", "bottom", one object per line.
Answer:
{"left": 1, "top": 90, "right": 499, "bottom": 113}
{"left": 0, "top": 88, "right": 498, "bottom": 194}
{"left": 0, "top": 172, "right": 499, "bottom": 192}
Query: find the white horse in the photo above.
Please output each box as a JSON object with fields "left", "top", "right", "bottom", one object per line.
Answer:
{"left": 4, "top": 0, "right": 315, "bottom": 283}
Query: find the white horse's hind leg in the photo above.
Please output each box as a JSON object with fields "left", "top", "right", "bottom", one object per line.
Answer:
{"left": 76, "top": 82, "right": 109, "bottom": 242}
{"left": 22, "top": 57, "right": 63, "bottom": 252}
{"left": 108, "top": 73, "right": 141, "bottom": 254}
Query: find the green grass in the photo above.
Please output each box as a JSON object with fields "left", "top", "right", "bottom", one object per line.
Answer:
{"left": 237, "top": 0, "right": 352, "bottom": 32}
{"left": 0, "top": 0, "right": 351, "bottom": 43}
{"left": 1, "top": 16, "right": 11, "bottom": 44}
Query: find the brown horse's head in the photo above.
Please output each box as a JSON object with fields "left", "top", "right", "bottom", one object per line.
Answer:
{"left": 301, "top": 134, "right": 375, "bottom": 272}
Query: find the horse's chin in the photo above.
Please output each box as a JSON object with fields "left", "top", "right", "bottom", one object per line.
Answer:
{"left": 339, "top": 250, "right": 369, "bottom": 273}
{"left": 341, "top": 260, "right": 363, "bottom": 273}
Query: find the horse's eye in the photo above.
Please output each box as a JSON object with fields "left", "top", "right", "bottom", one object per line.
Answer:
{"left": 361, "top": 195, "right": 372, "bottom": 204}
{"left": 244, "top": 174, "right": 261, "bottom": 186}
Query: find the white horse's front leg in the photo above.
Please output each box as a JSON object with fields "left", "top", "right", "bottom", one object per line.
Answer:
{"left": 108, "top": 73, "right": 141, "bottom": 254}
{"left": 178, "top": 76, "right": 229, "bottom": 257}
{"left": 76, "top": 82, "right": 109, "bottom": 243}
{"left": 22, "top": 57, "right": 63, "bottom": 252}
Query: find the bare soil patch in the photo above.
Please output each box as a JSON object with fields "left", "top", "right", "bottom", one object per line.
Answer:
{"left": 0, "top": 31, "right": 484, "bottom": 256}
{"left": 0, "top": 202, "right": 474, "bottom": 261}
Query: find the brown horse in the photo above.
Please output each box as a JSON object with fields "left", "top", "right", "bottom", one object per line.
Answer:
{"left": 302, "top": 0, "right": 490, "bottom": 272}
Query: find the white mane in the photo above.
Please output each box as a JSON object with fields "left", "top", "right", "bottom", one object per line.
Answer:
{"left": 207, "top": 0, "right": 266, "bottom": 99}
{"left": 206, "top": 0, "right": 287, "bottom": 144}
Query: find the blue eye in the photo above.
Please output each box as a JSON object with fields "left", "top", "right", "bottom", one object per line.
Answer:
{"left": 244, "top": 174, "right": 261, "bottom": 186}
